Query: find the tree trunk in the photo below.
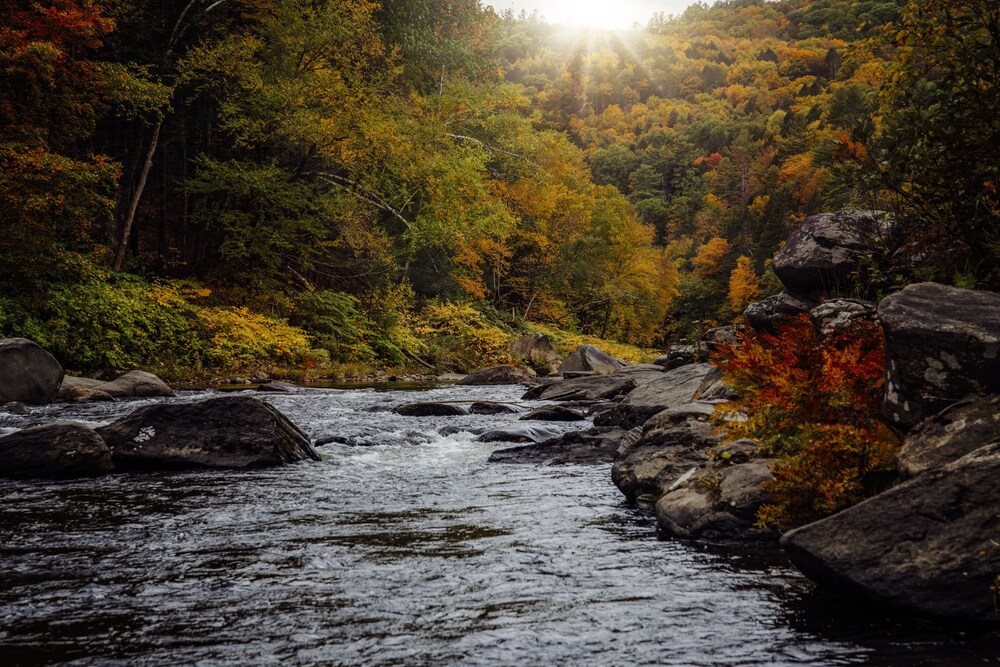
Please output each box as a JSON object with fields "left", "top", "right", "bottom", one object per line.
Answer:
{"left": 113, "top": 120, "right": 161, "bottom": 271}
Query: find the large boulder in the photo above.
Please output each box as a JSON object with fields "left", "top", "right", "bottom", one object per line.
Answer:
{"left": 457, "top": 365, "right": 538, "bottom": 386}
{"left": 97, "top": 370, "right": 175, "bottom": 398}
{"left": 781, "top": 442, "right": 1000, "bottom": 622}
{"left": 611, "top": 402, "right": 722, "bottom": 507}
{"left": 558, "top": 344, "right": 626, "bottom": 375}
{"left": 97, "top": 395, "right": 320, "bottom": 470}
{"left": 771, "top": 210, "right": 887, "bottom": 298}
{"left": 743, "top": 292, "right": 817, "bottom": 334}
{"left": 0, "top": 422, "right": 114, "bottom": 479}
{"left": 897, "top": 396, "right": 1000, "bottom": 478}
{"left": 476, "top": 424, "right": 564, "bottom": 444}
{"left": 0, "top": 338, "right": 64, "bottom": 404}
{"left": 488, "top": 426, "right": 641, "bottom": 465}
{"left": 522, "top": 374, "right": 636, "bottom": 402}
{"left": 596, "top": 363, "right": 715, "bottom": 429}
{"left": 655, "top": 457, "right": 775, "bottom": 541}
{"left": 878, "top": 283, "right": 1000, "bottom": 430}
{"left": 520, "top": 405, "right": 586, "bottom": 421}
{"left": 509, "top": 334, "right": 560, "bottom": 375}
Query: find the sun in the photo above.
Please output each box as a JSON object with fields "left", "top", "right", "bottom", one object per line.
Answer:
{"left": 553, "top": 0, "right": 637, "bottom": 30}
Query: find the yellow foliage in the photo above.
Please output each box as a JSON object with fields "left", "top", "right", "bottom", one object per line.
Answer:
{"left": 693, "top": 236, "right": 732, "bottom": 280}
{"left": 196, "top": 306, "right": 311, "bottom": 370}
{"left": 728, "top": 255, "right": 761, "bottom": 313}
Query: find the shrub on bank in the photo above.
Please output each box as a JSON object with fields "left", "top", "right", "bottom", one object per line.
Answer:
{"left": 713, "top": 315, "right": 900, "bottom": 528}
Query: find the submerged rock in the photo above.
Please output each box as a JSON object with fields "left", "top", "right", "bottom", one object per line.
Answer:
{"left": 97, "top": 395, "right": 319, "bottom": 470}
{"left": 0, "top": 338, "right": 64, "bottom": 404}
{"left": 0, "top": 422, "right": 114, "bottom": 479}
{"left": 879, "top": 282, "right": 1000, "bottom": 430}
{"left": 781, "top": 442, "right": 1000, "bottom": 622}
{"left": 256, "top": 380, "right": 296, "bottom": 392}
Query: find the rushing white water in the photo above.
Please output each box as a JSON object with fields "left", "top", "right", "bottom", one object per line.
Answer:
{"left": 1, "top": 385, "right": 996, "bottom": 665}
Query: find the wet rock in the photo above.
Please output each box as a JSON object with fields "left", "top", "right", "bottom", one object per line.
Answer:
{"left": 0, "top": 422, "right": 114, "bottom": 479}
{"left": 256, "top": 380, "right": 296, "bottom": 392}
{"left": 64, "top": 386, "right": 116, "bottom": 403}
{"left": 897, "top": 396, "right": 1000, "bottom": 478}
{"left": 469, "top": 401, "right": 521, "bottom": 415}
{"left": 439, "top": 425, "right": 486, "bottom": 437}
{"left": 0, "top": 338, "right": 64, "bottom": 404}
{"left": 510, "top": 333, "right": 560, "bottom": 375}
{"left": 488, "top": 426, "right": 641, "bottom": 465}
{"left": 522, "top": 374, "right": 636, "bottom": 402}
{"left": 744, "top": 292, "right": 817, "bottom": 334}
{"left": 394, "top": 402, "right": 468, "bottom": 417}
{"left": 611, "top": 404, "right": 723, "bottom": 507}
{"left": 97, "top": 370, "right": 175, "bottom": 398}
{"left": 809, "top": 298, "right": 877, "bottom": 334}
{"left": 315, "top": 435, "right": 353, "bottom": 446}
{"left": 878, "top": 282, "right": 1000, "bottom": 430}
{"left": 457, "top": 365, "right": 538, "bottom": 386}
{"left": 596, "top": 363, "right": 715, "bottom": 429}
{"left": 2, "top": 402, "right": 28, "bottom": 415}
{"left": 558, "top": 344, "right": 626, "bottom": 375}
{"left": 97, "top": 395, "right": 319, "bottom": 470}
{"left": 655, "top": 458, "right": 775, "bottom": 541}
{"left": 772, "top": 210, "right": 888, "bottom": 298}
{"left": 781, "top": 442, "right": 1000, "bottom": 622}
{"left": 476, "top": 425, "right": 563, "bottom": 444}
{"left": 520, "top": 405, "right": 586, "bottom": 421}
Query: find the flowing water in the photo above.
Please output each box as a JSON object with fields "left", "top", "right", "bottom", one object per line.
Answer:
{"left": 1, "top": 385, "right": 997, "bottom": 666}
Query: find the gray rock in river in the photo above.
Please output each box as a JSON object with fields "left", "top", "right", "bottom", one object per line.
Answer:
{"left": 394, "top": 402, "right": 468, "bottom": 416}
{"left": 596, "top": 363, "right": 715, "bottom": 429}
{"left": 781, "top": 441, "right": 1000, "bottom": 623}
{"left": 97, "top": 395, "right": 319, "bottom": 470}
{"left": 469, "top": 401, "right": 521, "bottom": 415}
{"left": 878, "top": 282, "right": 1000, "bottom": 430}
{"left": 558, "top": 344, "right": 626, "bottom": 375}
{"left": 96, "top": 370, "right": 175, "bottom": 398}
{"left": 476, "top": 425, "right": 564, "bottom": 444}
{"left": 488, "top": 426, "right": 641, "bottom": 465}
{"left": 0, "top": 421, "right": 114, "bottom": 479}
{"left": 0, "top": 338, "right": 64, "bottom": 404}
{"left": 522, "top": 374, "right": 636, "bottom": 402}
{"left": 458, "top": 365, "right": 539, "bottom": 386}
{"left": 520, "top": 405, "right": 586, "bottom": 421}
{"left": 897, "top": 395, "right": 1000, "bottom": 479}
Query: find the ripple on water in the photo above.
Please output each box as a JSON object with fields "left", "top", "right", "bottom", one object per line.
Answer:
{"left": 1, "top": 385, "right": 997, "bottom": 666}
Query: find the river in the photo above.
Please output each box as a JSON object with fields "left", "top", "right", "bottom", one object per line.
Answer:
{"left": 1, "top": 384, "right": 997, "bottom": 665}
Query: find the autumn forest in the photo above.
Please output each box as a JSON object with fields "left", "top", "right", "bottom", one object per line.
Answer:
{"left": 1, "top": 0, "right": 997, "bottom": 379}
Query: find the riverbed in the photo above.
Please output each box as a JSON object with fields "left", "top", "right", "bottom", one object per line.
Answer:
{"left": 1, "top": 385, "right": 996, "bottom": 665}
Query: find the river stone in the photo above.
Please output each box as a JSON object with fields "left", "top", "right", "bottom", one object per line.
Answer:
{"left": 469, "top": 401, "right": 521, "bottom": 415}
{"left": 509, "top": 334, "right": 560, "bottom": 375}
{"left": 257, "top": 380, "right": 296, "bottom": 392}
{"left": 772, "top": 210, "right": 887, "bottom": 298}
{"left": 0, "top": 422, "right": 114, "bottom": 479}
{"left": 458, "top": 365, "right": 538, "bottom": 386}
{"left": 597, "top": 363, "right": 715, "bottom": 429}
{"left": 611, "top": 408, "right": 722, "bottom": 507}
{"left": 897, "top": 396, "right": 1000, "bottom": 478}
{"left": 0, "top": 338, "right": 64, "bottom": 404}
{"left": 614, "top": 364, "right": 668, "bottom": 385}
{"left": 743, "top": 292, "right": 817, "bottom": 334}
{"left": 522, "top": 374, "right": 636, "bottom": 402}
{"left": 488, "top": 426, "right": 641, "bottom": 465}
{"left": 878, "top": 283, "right": 1000, "bottom": 430}
{"left": 476, "top": 425, "right": 563, "bottom": 444}
{"left": 781, "top": 442, "right": 1000, "bottom": 622}
{"left": 520, "top": 405, "right": 586, "bottom": 421}
{"left": 97, "top": 370, "right": 175, "bottom": 398}
{"left": 558, "top": 344, "right": 626, "bottom": 375}
{"left": 97, "top": 395, "right": 319, "bottom": 470}
{"left": 394, "top": 402, "right": 468, "bottom": 416}
{"left": 64, "top": 386, "right": 116, "bottom": 403}
{"left": 655, "top": 458, "right": 775, "bottom": 541}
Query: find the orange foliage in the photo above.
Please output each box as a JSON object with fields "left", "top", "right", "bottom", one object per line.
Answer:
{"left": 713, "top": 314, "right": 900, "bottom": 528}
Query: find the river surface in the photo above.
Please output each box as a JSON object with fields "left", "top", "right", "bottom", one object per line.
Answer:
{"left": 1, "top": 385, "right": 997, "bottom": 666}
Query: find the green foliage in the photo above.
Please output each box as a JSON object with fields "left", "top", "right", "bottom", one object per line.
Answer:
{"left": 290, "top": 290, "right": 375, "bottom": 362}
{"left": 714, "top": 315, "right": 900, "bottom": 528}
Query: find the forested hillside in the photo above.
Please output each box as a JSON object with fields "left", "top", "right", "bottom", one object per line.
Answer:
{"left": 1, "top": 0, "right": 996, "bottom": 379}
